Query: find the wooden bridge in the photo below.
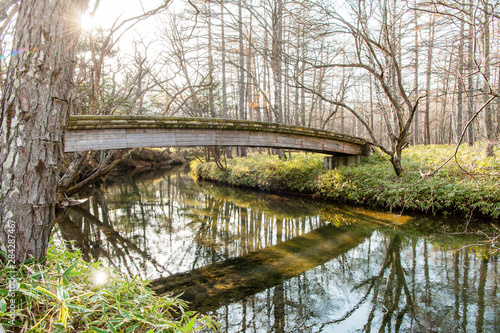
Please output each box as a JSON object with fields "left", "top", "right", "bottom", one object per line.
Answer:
{"left": 65, "top": 115, "right": 370, "bottom": 156}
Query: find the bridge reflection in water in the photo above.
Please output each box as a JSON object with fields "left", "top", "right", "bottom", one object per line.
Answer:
{"left": 54, "top": 166, "right": 500, "bottom": 332}
{"left": 149, "top": 224, "right": 371, "bottom": 312}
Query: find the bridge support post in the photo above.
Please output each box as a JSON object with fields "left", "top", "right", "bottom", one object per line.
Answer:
{"left": 323, "top": 156, "right": 363, "bottom": 170}
{"left": 363, "top": 143, "right": 372, "bottom": 157}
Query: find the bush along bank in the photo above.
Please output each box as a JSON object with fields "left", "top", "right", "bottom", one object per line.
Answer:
{"left": 0, "top": 242, "right": 218, "bottom": 332}
{"left": 191, "top": 144, "right": 500, "bottom": 219}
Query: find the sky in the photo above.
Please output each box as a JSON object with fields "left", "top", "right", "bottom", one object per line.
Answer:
{"left": 85, "top": 0, "right": 163, "bottom": 29}
{"left": 82, "top": 0, "right": 172, "bottom": 55}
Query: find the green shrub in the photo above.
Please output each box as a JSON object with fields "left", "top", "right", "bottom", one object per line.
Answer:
{"left": 0, "top": 243, "right": 218, "bottom": 332}
{"left": 193, "top": 145, "right": 500, "bottom": 218}
{"left": 192, "top": 153, "right": 323, "bottom": 193}
{"left": 317, "top": 145, "right": 500, "bottom": 217}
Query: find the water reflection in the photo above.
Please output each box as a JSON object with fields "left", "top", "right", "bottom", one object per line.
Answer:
{"left": 149, "top": 224, "right": 372, "bottom": 312}
{"left": 54, "top": 166, "right": 499, "bottom": 332}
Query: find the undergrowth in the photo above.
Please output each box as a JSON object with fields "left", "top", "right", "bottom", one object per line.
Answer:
{"left": 192, "top": 144, "right": 500, "bottom": 218}
{"left": 192, "top": 153, "right": 322, "bottom": 193}
{"left": 0, "top": 242, "right": 218, "bottom": 332}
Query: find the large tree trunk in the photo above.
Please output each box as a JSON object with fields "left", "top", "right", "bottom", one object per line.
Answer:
{"left": 0, "top": 0, "right": 89, "bottom": 263}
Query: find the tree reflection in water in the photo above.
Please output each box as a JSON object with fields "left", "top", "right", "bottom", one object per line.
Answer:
{"left": 54, "top": 166, "right": 499, "bottom": 333}
{"left": 215, "top": 233, "right": 498, "bottom": 333}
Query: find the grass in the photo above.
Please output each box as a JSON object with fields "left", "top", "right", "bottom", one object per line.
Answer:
{"left": 192, "top": 144, "right": 500, "bottom": 218}
{"left": 0, "top": 242, "right": 218, "bottom": 332}
{"left": 192, "top": 153, "right": 323, "bottom": 193}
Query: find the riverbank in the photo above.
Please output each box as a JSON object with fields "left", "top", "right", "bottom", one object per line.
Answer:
{"left": 0, "top": 242, "right": 217, "bottom": 331}
{"left": 191, "top": 144, "right": 500, "bottom": 219}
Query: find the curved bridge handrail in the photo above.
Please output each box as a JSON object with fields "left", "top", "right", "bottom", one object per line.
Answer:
{"left": 68, "top": 115, "right": 368, "bottom": 146}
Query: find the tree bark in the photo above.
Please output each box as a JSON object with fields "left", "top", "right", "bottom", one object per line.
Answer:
{"left": 0, "top": 0, "right": 89, "bottom": 262}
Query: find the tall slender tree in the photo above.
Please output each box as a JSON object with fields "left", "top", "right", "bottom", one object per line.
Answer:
{"left": 271, "top": 0, "right": 283, "bottom": 124}
{"left": 456, "top": 10, "right": 465, "bottom": 143}
{"left": 221, "top": 2, "right": 228, "bottom": 118}
{"left": 482, "top": 0, "right": 494, "bottom": 157}
{"left": 424, "top": 14, "right": 435, "bottom": 145}
{"left": 238, "top": 0, "right": 247, "bottom": 157}
{"left": 207, "top": 0, "right": 216, "bottom": 118}
{"left": 467, "top": 0, "right": 475, "bottom": 146}
{"left": 413, "top": 1, "right": 420, "bottom": 145}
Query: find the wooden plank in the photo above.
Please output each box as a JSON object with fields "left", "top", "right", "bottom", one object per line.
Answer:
{"left": 68, "top": 116, "right": 367, "bottom": 142}
{"left": 65, "top": 125, "right": 368, "bottom": 156}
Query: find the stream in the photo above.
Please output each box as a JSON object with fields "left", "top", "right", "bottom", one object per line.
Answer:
{"left": 54, "top": 165, "right": 499, "bottom": 332}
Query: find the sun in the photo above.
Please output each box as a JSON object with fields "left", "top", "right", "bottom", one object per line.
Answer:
{"left": 81, "top": 11, "right": 98, "bottom": 31}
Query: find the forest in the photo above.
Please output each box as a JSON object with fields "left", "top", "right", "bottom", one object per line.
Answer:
{"left": 73, "top": 0, "right": 500, "bottom": 174}
{"left": 1, "top": 0, "right": 498, "bottom": 263}
{"left": 1, "top": 0, "right": 497, "bottom": 175}
{"left": 0, "top": 1, "right": 498, "bottom": 330}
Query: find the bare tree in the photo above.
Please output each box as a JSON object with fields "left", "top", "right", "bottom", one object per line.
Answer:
{"left": 456, "top": 7, "right": 465, "bottom": 143}
{"left": 413, "top": 0, "right": 420, "bottom": 145}
{"left": 467, "top": 0, "right": 475, "bottom": 146}
{"left": 415, "top": 0, "right": 499, "bottom": 153}
{"left": 297, "top": 0, "right": 419, "bottom": 176}
{"left": 238, "top": 0, "right": 248, "bottom": 156}
{"left": 423, "top": 13, "right": 435, "bottom": 145}
{"left": 220, "top": 2, "right": 228, "bottom": 118}
{"left": 59, "top": 2, "right": 172, "bottom": 197}
{"left": 482, "top": 0, "right": 495, "bottom": 157}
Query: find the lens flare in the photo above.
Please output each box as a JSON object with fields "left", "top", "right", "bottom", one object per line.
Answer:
{"left": 0, "top": 47, "right": 39, "bottom": 60}
{"left": 92, "top": 270, "right": 109, "bottom": 287}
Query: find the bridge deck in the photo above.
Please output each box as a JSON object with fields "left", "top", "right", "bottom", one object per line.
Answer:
{"left": 65, "top": 115, "right": 370, "bottom": 155}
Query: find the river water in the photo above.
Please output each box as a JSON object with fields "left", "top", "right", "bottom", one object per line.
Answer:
{"left": 55, "top": 166, "right": 499, "bottom": 332}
